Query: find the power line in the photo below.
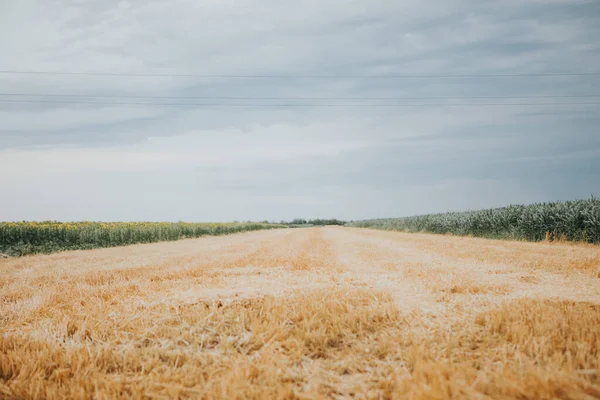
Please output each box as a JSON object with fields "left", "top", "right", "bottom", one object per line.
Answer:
{"left": 1, "top": 93, "right": 599, "bottom": 101}
{"left": 1, "top": 70, "right": 599, "bottom": 78}
{"left": 1, "top": 99, "right": 599, "bottom": 107}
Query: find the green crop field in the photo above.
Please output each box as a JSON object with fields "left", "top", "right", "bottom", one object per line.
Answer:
{"left": 347, "top": 197, "right": 600, "bottom": 243}
{"left": 0, "top": 221, "right": 284, "bottom": 256}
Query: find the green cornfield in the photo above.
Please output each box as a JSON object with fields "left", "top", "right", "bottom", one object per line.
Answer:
{"left": 347, "top": 198, "right": 600, "bottom": 243}
{"left": 0, "top": 221, "right": 285, "bottom": 256}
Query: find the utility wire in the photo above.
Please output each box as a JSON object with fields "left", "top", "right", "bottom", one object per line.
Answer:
{"left": 1, "top": 99, "right": 599, "bottom": 107}
{"left": 1, "top": 70, "right": 599, "bottom": 78}
{"left": 1, "top": 93, "right": 599, "bottom": 101}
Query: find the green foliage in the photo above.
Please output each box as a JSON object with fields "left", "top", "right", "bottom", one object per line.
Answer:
{"left": 286, "top": 218, "right": 346, "bottom": 226}
{"left": 346, "top": 198, "right": 600, "bottom": 243}
{"left": 288, "top": 224, "right": 315, "bottom": 228}
{"left": 0, "top": 221, "right": 285, "bottom": 256}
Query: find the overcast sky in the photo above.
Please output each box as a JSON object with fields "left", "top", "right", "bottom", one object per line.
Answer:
{"left": 1, "top": 0, "right": 599, "bottom": 222}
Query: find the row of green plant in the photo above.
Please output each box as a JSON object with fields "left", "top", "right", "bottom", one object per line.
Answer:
{"left": 0, "top": 221, "right": 285, "bottom": 256}
{"left": 346, "top": 198, "right": 600, "bottom": 243}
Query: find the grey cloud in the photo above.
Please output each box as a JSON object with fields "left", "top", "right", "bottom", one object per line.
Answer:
{"left": 0, "top": 0, "right": 599, "bottom": 220}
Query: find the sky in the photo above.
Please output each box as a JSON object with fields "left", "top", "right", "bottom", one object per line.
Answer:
{"left": 1, "top": 0, "right": 599, "bottom": 222}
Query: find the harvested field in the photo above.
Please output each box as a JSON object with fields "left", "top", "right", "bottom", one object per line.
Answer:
{"left": 1, "top": 227, "right": 599, "bottom": 399}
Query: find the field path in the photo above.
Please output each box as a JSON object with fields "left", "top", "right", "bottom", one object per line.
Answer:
{"left": 2, "top": 227, "right": 600, "bottom": 399}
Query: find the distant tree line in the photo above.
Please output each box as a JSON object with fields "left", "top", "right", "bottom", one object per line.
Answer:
{"left": 265, "top": 218, "right": 346, "bottom": 226}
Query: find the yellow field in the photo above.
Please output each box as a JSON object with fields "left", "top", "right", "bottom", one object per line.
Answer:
{"left": 1, "top": 227, "right": 599, "bottom": 399}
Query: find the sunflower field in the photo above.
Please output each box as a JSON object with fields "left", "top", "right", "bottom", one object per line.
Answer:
{"left": 0, "top": 221, "right": 284, "bottom": 256}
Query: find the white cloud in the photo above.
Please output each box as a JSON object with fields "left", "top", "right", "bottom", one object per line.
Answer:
{"left": 0, "top": 120, "right": 374, "bottom": 181}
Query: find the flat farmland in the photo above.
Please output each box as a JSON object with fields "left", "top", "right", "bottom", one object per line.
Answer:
{"left": 1, "top": 227, "right": 599, "bottom": 399}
